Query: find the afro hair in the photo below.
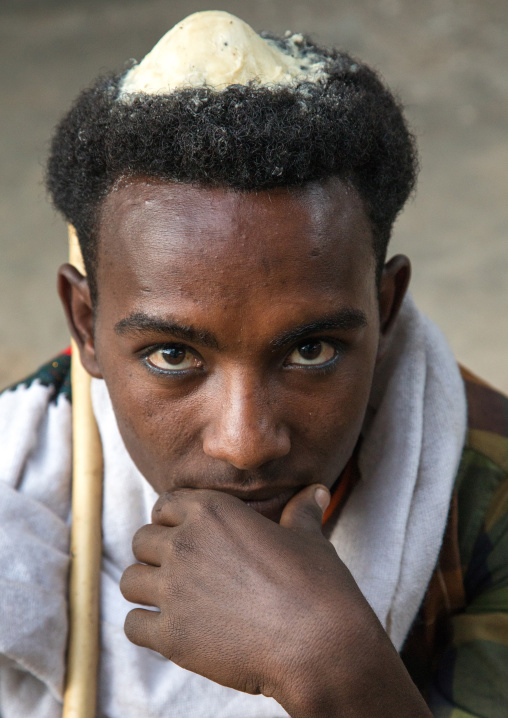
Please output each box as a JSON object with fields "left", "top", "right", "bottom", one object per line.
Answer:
{"left": 47, "top": 32, "right": 418, "bottom": 301}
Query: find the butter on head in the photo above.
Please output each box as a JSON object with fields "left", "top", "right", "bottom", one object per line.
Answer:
{"left": 120, "top": 10, "right": 328, "bottom": 96}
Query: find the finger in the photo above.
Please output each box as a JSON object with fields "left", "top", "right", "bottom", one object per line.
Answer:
{"left": 151, "top": 489, "right": 192, "bottom": 526}
{"left": 279, "top": 484, "right": 330, "bottom": 535}
{"left": 120, "top": 563, "right": 161, "bottom": 607}
{"left": 124, "top": 607, "right": 162, "bottom": 652}
{"left": 132, "top": 523, "right": 170, "bottom": 565}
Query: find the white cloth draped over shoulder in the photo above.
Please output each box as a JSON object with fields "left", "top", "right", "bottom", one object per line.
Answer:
{"left": 0, "top": 294, "right": 466, "bottom": 717}
{"left": 328, "top": 293, "right": 467, "bottom": 650}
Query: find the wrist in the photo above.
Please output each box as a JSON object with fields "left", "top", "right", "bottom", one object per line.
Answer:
{"left": 273, "top": 606, "right": 432, "bottom": 718}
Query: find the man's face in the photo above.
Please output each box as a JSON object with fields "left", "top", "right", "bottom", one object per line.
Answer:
{"left": 90, "top": 177, "right": 381, "bottom": 521}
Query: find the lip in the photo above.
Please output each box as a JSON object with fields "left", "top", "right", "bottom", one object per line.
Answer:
{"left": 216, "top": 485, "right": 299, "bottom": 502}
{"left": 234, "top": 486, "right": 300, "bottom": 521}
{"left": 175, "top": 483, "right": 304, "bottom": 521}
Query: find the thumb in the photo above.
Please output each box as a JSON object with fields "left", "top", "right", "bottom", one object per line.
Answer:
{"left": 279, "top": 484, "right": 330, "bottom": 535}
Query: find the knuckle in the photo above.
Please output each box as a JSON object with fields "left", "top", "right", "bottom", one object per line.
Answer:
{"left": 119, "top": 564, "right": 137, "bottom": 598}
{"left": 159, "top": 615, "right": 187, "bottom": 658}
{"left": 124, "top": 608, "right": 143, "bottom": 645}
{"left": 199, "top": 493, "right": 227, "bottom": 523}
{"left": 151, "top": 491, "right": 174, "bottom": 522}
{"left": 131, "top": 526, "right": 147, "bottom": 556}
{"left": 171, "top": 531, "right": 197, "bottom": 557}
{"left": 299, "top": 502, "right": 321, "bottom": 524}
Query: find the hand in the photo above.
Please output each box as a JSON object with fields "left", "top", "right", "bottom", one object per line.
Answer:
{"left": 120, "top": 486, "right": 431, "bottom": 718}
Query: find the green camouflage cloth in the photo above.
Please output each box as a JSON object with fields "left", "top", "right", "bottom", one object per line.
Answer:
{"left": 402, "top": 368, "right": 508, "bottom": 717}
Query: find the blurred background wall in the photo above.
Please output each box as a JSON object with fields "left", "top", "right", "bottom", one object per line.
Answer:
{"left": 1, "top": 0, "right": 507, "bottom": 390}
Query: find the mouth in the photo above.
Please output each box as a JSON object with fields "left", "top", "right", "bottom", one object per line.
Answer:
{"left": 221, "top": 486, "right": 301, "bottom": 521}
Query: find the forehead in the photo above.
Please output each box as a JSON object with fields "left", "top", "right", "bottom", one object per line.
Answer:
{"left": 99, "top": 175, "right": 373, "bottom": 266}
{"left": 95, "top": 177, "right": 376, "bottom": 323}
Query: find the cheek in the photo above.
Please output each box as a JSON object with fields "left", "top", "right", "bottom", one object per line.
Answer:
{"left": 295, "top": 345, "right": 377, "bottom": 461}
{"left": 104, "top": 373, "right": 203, "bottom": 480}
{"left": 301, "top": 382, "right": 368, "bottom": 453}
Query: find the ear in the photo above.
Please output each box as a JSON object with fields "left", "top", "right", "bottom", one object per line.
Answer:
{"left": 57, "top": 263, "right": 103, "bottom": 378}
{"left": 377, "top": 254, "right": 411, "bottom": 363}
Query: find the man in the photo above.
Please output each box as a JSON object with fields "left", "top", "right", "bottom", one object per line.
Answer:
{"left": 1, "top": 10, "right": 507, "bottom": 718}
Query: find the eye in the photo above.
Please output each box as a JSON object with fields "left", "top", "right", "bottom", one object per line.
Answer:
{"left": 285, "top": 340, "right": 337, "bottom": 367}
{"left": 145, "top": 344, "right": 203, "bottom": 372}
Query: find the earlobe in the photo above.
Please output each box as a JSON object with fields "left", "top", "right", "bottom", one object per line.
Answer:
{"left": 377, "top": 255, "right": 411, "bottom": 362}
{"left": 57, "top": 263, "right": 103, "bottom": 378}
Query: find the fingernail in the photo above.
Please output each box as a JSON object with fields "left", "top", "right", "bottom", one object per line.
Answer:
{"left": 315, "top": 487, "right": 330, "bottom": 512}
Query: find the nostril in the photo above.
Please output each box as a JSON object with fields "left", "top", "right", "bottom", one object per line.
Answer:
{"left": 202, "top": 424, "right": 290, "bottom": 470}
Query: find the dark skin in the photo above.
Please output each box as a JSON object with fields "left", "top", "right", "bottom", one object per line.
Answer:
{"left": 59, "top": 176, "right": 431, "bottom": 717}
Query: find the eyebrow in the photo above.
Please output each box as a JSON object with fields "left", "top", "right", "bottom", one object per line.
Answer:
{"left": 114, "top": 313, "right": 220, "bottom": 349}
{"left": 114, "top": 307, "right": 367, "bottom": 351}
{"left": 270, "top": 309, "right": 368, "bottom": 349}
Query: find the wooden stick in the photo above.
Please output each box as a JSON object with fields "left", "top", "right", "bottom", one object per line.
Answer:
{"left": 63, "top": 225, "right": 103, "bottom": 718}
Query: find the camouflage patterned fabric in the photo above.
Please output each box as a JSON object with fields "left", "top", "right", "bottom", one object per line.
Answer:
{"left": 402, "top": 368, "right": 508, "bottom": 717}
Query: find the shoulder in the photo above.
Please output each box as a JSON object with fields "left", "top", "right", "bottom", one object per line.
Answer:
{"left": 0, "top": 354, "right": 72, "bottom": 696}
{"left": 420, "top": 370, "right": 508, "bottom": 714}
{"left": 460, "top": 366, "right": 508, "bottom": 473}
{"left": 404, "top": 369, "right": 508, "bottom": 710}
{"left": 0, "top": 352, "right": 72, "bottom": 513}
{"left": 455, "top": 367, "right": 508, "bottom": 587}
{"left": 3, "top": 349, "right": 72, "bottom": 404}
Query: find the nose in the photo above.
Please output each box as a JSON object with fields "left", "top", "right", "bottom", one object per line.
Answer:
{"left": 202, "top": 372, "right": 291, "bottom": 470}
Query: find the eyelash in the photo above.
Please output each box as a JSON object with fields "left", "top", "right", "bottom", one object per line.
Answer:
{"left": 138, "top": 337, "right": 346, "bottom": 376}
{"left": 138, "top": 344, "right": 203, "bottom": 377}
{"left": 283, "top": 338, "right": 346, "bottom": 374}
